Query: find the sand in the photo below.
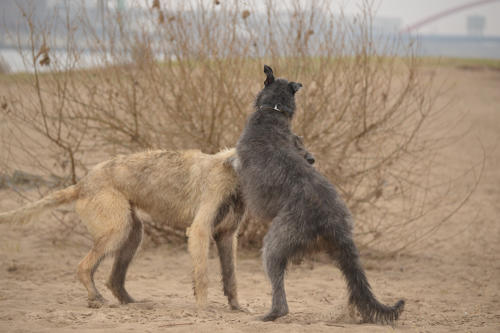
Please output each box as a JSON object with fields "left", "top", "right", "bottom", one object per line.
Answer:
{"left": 0, "top": 66, "right": 499, "bottom": 332}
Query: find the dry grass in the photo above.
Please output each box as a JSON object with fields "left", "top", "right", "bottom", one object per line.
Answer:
{"left": 0, "top": 0, "right": 481, "bottom": 254}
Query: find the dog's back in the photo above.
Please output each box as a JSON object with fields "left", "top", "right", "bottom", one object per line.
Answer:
{"left": 78, "top": 148, "right": 238, "bottom": 229}
{"left": 238, "top": 111, "right": 346, "bottom": 226}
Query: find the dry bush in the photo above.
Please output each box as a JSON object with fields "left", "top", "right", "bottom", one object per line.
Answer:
{"left": 0, "top": 0, "right": 480, "bottom": 253}
{"left": 0, "top": 56, "right": 10, "bottom": 74}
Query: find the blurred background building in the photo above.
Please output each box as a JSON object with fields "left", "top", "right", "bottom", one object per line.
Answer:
{"left": 467, "top": 15, "right": 486, "bottom": 36}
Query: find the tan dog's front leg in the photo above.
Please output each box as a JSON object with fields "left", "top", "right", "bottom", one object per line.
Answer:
{"left": 215, "top": 232, "right": 241, "bottom": 310}
{"left": 187, "top": 203, "right": 215, "bottom": 308}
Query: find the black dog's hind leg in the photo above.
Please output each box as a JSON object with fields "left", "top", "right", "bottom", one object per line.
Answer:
{"left": 260, "top": 218, "right": 305, "bottom": 321}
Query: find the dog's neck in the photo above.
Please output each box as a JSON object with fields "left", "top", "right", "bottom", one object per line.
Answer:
{"left": 257, "top": 104, "right": 294, "bottom": 118}
{"left": 251, "top": 105, "right": 292, "bottom": 133}
{"left": 259, "top": 104, "right": 284, "bottom": 113}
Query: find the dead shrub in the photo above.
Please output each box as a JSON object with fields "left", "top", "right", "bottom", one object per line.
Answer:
{"left": 0, "top": 0, "right": 480, "bottom": 254}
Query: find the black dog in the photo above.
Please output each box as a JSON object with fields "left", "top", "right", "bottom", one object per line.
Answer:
{"left": 235, "top": 65, "right": 404, "bottom": 323}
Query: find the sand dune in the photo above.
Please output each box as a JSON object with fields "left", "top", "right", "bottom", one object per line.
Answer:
{"left": 1, "top": 66, "right": 499, "bottom": 332}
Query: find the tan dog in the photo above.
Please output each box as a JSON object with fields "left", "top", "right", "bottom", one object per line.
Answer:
{"left": 0, "top": 136, "right": 314, "bottom": 309}
{"left": 0, "top": 148, "right": 244, "bottom": 309}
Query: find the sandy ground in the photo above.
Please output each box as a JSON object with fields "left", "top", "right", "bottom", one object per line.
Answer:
{"left": 1, "top": 66, "right": 500, "bottom": 332}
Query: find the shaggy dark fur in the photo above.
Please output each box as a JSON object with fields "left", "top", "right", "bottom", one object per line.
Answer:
{"left": 235, "top": 65, "right": 404, "bottom": 323}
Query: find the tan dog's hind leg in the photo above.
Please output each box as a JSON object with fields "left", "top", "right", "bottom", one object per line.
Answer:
{"left": 75, "top": 190, "right": 133, "bottom": 308}
{"left": 187, "top": 201, "right": 217, "bottom": 308}
{"left": 77, "top": 239, "right": 108, "bottom": 308}
{"left": 106, "top": 208, "right": 143, "bottom": 304}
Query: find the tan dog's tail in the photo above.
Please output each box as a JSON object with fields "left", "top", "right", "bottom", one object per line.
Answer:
{"left": 0, "top": 185, "right": 80, "bottom": 224}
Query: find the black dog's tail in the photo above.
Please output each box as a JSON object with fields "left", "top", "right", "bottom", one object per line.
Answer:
{"left": 325, "top": 226, "right": 404, "bottom": 324}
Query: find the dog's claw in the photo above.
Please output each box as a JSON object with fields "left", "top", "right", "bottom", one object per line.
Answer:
{"left": 230, "top": 304, "right": 248, "bottom": 312}
{"left": 87, "top": 297, "right": 107, "bottom": 308}
{"left": 260, "top": 310, "right": 288, "bottom": 321}
{"left": 87, "top": 293, "right": 108, "bottom": 308}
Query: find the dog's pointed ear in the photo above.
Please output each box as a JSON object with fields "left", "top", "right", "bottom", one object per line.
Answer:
{"left": 289, "top": 82, "right": 303, "bottom": 94}
{"left": 264, "top": 65, "right": 275, "bottom": 86}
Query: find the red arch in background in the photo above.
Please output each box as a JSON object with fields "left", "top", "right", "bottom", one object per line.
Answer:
{"left": 400, "top": 0, "right": 500, "bottom": 33}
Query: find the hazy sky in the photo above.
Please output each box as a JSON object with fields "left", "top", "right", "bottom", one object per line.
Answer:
{"left": 238, "top": 0, "right": 500, "bottom": 36}
{"left": 343, "top": 0, "right": 500, "bottom": 36}
{"left": 55, "top": 0, "right": 500, "bottom": 36}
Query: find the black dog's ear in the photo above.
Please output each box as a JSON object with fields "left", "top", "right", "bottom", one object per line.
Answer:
{"left": 264, "top": 65, "right": 275, "bottom": 86}
{"left": 289, "top": 82, "right": 303, "bottom": 94}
